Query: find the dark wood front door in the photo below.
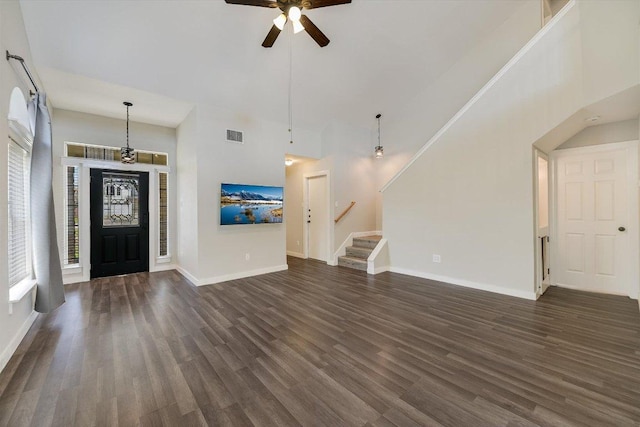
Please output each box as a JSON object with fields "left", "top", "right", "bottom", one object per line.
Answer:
{"left": 90, "top": 169, "right": 149, "bottom": 278}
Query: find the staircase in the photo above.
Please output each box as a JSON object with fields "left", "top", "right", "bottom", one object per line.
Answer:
{"left": 338, "top": 235, "right": 382, "bottom": 271}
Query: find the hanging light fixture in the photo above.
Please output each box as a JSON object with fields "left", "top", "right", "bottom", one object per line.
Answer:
{"left": 273, "top": 13, "right": 287, "bottom": 30}
{"left": 121, "top": 101, "right": 135, "bottom": 164}
{"left": 287, "top": 6, "right": 305, "bottom": 33}
{"left": 374, "top": 113, "right": 384, "bottom": 158}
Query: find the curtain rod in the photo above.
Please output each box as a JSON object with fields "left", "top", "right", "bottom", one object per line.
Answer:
{"left": 6, "top": 50, "right": 39, "bottom": 94}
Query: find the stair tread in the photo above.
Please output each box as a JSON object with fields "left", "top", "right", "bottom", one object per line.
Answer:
{"left": 352, "top": 236, "right": 381, "bottom": 249}
{"left": 346, "top": 246, "right": 373, "bottom": 256}
{"left": 354, "top": 235, "right": 382, "bottom": 241}
{"left": 338, "top": 255, "right": 368, "bottom": 271}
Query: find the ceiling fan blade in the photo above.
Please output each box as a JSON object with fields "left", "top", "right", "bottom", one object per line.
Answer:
{"left": 224, "top": 0, "right": 278, "bottom": 7}
{"left": 262, "top": 25, "right": 281, "bottom": 48}
{"left": 300, "top": 15, "right": 330, "bottom": 47}
{"left": 304, "top": 0, "right": 351, "bottom": 9}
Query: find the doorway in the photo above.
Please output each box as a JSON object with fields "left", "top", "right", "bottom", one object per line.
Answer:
{"left": 551, "top": 142, "right": 639, "bottom": 297}
{"left": 90, "top": 169, "right": 149, "bottom": 278}
{"left": 535, "top": 150, "right": 551, "bottom": 296}
{"left": 304, "top": 172, "right": 330, "bottom": 262}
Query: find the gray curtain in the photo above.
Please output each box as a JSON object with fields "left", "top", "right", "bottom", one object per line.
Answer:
{"left": 28, "top": 93, "right": 65, "bottom": 313}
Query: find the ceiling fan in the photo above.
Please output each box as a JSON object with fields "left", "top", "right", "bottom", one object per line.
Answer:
{"left": 225, "top": 0, "right": 351, "bottom": 48}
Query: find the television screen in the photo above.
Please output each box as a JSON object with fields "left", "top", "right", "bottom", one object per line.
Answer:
{"left": 220, "top": 183, "right": 284, "bottom": 225}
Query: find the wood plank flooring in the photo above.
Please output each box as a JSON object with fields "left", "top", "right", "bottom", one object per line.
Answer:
{"left": 1, "top": 257, "right": 640, "bottom": 426}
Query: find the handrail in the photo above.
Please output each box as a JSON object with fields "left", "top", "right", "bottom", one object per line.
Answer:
{"left": 335, "top": 201, "right": 356, "bottom": 223}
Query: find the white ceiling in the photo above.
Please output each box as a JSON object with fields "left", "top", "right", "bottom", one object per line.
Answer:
{"left": 20, "top": 0, "right": 528, "bottom": 129}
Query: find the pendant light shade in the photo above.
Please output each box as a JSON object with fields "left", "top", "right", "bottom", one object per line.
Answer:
{"left": 292, "top": 20, "right": 305, "bottom": 34}
{"left": 288, "top": 6, "right": 302, "bottom": 22}
{"left": 273, "top": 13, "right": 287, "bottom": 30}
{"left": 121, "top": 101, "right": 136, "bottom": 164}
{"left": 374, "top": 113, "right": 383, "bottom": 159}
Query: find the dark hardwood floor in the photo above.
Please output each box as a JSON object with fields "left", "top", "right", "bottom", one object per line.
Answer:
{"left": 1, "top": 257, "right": 640, "bottom": 426}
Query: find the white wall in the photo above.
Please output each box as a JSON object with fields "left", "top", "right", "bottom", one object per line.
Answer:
{"left": 284, "top": 121, "right": 377, "bottom": 262}
{"left": 50, "top": 109, "right": 178, "bottom": 282}
{"left": 176, "top": 104, "right": 322, "bottom": 285}
{"left": 580, "top": 0, "right": 640, "bottom": 107}
{"left": 538, "top": 157, "right": 549, "bottom": 230}
{"left": 375, "top": 0, "right": 542, "bottom": 228}
{"left": 0, "top": 0, "right": 42, "bottom": 373}
{"left": 383, "top": 2, "right": 586, "bottom": 300}
{"left": 176, "top": 107, "right": 199, "bottom": 279}
{"left": 557, "top": 118, "right": 639, "bottom": 149}
{"left": 322, "top": 122, "right": 378, "bottom": 252}
{"left": 382, "top": 0, "right": 640, "bottom": 300}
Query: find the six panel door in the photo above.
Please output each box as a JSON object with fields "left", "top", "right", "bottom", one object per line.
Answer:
{"left": 556, "top": 148, "right": 629, "bottom": 295}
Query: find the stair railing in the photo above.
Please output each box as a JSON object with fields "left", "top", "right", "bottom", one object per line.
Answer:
{"left": 334, "top": 201, "right": 356, "bottom": 223}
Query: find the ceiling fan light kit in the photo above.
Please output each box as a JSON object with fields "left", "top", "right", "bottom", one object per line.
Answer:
{"left": 273, "top": 13, "right": 287, "bottom": 30}
{"left": 225, "top": 0, "right": 352, "bottom": 48}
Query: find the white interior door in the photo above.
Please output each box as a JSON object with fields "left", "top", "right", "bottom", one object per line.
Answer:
{"left": 555, "top": 146, "right": 630, "bottom": 296}
{"left": 307, "top": 175, "right": 328, "bottom": 261}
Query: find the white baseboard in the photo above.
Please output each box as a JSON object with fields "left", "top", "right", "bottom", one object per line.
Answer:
{"left": 286, "top": 251, "right": 305, "bottom": 259}
{"left": 0, "top": 310, "right": 38, "bottom": 375}
{"left": 150, "top": 264, "right": 177, "bottom": 273}
{"left": 198, "top": 264, "right": 289, "bottom": 286}
{"left": 371, "top": 266, "right": 390, "bottom": 275}
{"left": 390, "top": 267, "right": 537, "bottom": 300}
{"left": 175, "top": 265, "right": 200, "bottom": 286}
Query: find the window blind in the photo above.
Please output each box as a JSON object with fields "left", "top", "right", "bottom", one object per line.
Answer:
{"left": 8, "top": 140, "right": 29, "bottom": 287}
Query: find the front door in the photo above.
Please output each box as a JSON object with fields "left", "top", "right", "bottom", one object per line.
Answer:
{"left": 90, "top": 169, "right": 149, "bottom": 278}
{"left": 555, "top": 146, "right": 630, "bottom": 295}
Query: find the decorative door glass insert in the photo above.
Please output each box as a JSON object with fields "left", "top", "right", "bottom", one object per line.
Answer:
{"left": 102, "top": 172, "right": 140, "bottom": 227}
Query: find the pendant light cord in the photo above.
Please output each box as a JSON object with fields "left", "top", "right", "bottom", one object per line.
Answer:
{"left": 288, "top": 24, "right": 294, "bottom": 144}
{"left": 377, "top": 114, "right": 381, "bottom": 146}
{"left": 126, "top": 104, "right": 130, "bottom": 150}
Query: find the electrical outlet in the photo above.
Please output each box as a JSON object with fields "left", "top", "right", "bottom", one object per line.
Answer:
{"left": 245, "top": 253, "right": 250, "bottom": 261}
{"left": 432, "top": 254, "right": 441, "bottom": 263}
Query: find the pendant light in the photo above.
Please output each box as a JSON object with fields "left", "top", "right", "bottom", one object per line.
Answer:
{"left": 121, "top": 101, "right": 135, "bottom": 164}
{"left": 374, "top": 113, "right": 384, "bottom": 159}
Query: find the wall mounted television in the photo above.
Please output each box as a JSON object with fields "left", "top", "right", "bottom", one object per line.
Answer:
{"left": 220, "top": 183, "right": 283, "bottom": 225}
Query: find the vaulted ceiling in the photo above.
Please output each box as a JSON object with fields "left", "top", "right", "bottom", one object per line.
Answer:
{"left": 20, "top": 0, "right": 528, "bottom": 129}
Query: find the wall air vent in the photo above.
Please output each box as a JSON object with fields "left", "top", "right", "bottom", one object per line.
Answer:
{"left": 226, "top": 129, "right": 244, "bottom": 144}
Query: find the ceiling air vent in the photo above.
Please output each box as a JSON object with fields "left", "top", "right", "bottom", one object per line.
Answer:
{"left": 226, "top": 129, "right": 244, "bottom": 144}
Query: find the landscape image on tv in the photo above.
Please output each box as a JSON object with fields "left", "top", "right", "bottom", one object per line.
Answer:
{"left": 220, "top": 183, "right": 284, "bottom": 225}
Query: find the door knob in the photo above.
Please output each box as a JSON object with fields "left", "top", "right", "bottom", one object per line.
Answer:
{"left": 618, "top": 226, "right": 626, "bottom": 232}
